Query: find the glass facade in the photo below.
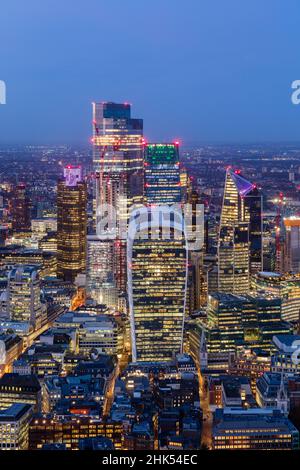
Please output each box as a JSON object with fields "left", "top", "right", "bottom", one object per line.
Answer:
{"left": 92, "top": 102, "right": 144, "bottom": 294}
{"left": 92, "top": 102, "right": 144, "bottom": 211}
{"left": 284, "top": 217, "right": 300, "bottom": 273}
{"left": 86, "top": 236, "right": 118, "bottom": 308}
{"left": 11, "top": 183, "right": 31, "bottom": 232}
{"left": 57, "top": 167, "right": 87, "bottom": 282}
{"left": 218, "top": 169, "right": 262, "bottom": 294}
{"left": 7, "top": 266, "right": 42, "bottom": 327}
{"left": 201, "top": 292, "right": 292, "bottom": 360}
{"left": 144, "top": 143, "right": 181, "bottom": 205}
{"left": 128, "top": 207, "right": 187, "bottom": 362}
{"left": 251, "top": 271, "right": 300, "bottom": 322}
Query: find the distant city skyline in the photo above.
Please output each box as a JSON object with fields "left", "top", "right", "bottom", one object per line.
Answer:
{"left": 0, "top": 0, "right": 300, "bottom": 144}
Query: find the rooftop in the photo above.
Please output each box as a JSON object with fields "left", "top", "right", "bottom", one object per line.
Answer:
{"left": 0, "top": 403, "right": 32, "bottom": 421}
{"left": 0, "top": 373, "right": 41, "bottom": 390}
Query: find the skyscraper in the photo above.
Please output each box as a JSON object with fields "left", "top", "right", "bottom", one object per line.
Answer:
{"left": 11, "top": 183, "right": 31, "bottom": 232}
{"left": 57, "top": 166, "right": 87, "bottom": 282}
{"left": 92, "top": 102, "right": 144, "bottom": 217}
{"left": 7, "top": 266, "right": 43, "bottom": 327}
{"left": 86, "top": 235, "right": 118, "bottom": 308}
{"left": 92, "top": 102, "right": 144, "bottom": 293}
{"left": 218, "top": 168, "right": 262, "bottom": 294}
{"left": 284, "top": 217, "right": 300, "bottom": 273}
{"left": 245, "top": 186, "right": 263, "bottom": 274}
{"left": 128, "top": 206, "right": 187, "bottom": 362}
{"left": 144, "top": 143, "right": 181, "bottom": 204}
{"left": 187, "top": 188, "right": 206, "bottom": 309}
{"left": 218, "top": 222, "right": 250, "bottom": 294}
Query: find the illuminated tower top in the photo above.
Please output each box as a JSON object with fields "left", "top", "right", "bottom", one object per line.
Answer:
{"left": 92, "top": 102, "right": 143, "bottom": 173}
{"left": 220, "top": 168, "right": 257, "bottom": 226}
{"left": 63, "top": 165, "right": 83, "bottom": 187}
{"left": 144, "top": 143, "right": 181, "bottom": 205}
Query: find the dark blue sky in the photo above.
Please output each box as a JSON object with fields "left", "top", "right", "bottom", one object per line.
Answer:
{"left": 0, "top": 0, "right": 300, "bottom": 144}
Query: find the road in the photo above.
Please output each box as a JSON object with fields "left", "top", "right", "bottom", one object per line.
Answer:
{"left": 103, "top": 351, "right": 129, "bottom": 416}
{"left": 198, "top": 367, "right": 213, "bottom": 449}
{"left": 103, "top": 361, "right": 119, "bottom": 416}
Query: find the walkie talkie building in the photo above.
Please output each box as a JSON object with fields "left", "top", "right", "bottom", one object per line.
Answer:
{"left": 128, "top": 206, "right": 187, "bottom": 363}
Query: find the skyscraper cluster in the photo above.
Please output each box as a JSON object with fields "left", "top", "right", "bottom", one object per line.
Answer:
{"left": 1, "top": 101, "right": 300, "bottom": 452}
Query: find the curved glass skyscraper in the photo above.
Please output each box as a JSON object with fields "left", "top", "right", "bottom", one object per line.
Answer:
{"left": 127, "top": 206, "right": 187, "bottom": 363}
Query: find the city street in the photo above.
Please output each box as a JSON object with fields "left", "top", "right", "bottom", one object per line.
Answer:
{"left": 198, "top": 369, "right": 213, "bottom": 449}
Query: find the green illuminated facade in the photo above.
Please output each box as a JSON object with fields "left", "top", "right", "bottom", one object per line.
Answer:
{"left": 145, "top": 143, "right": 181, "bottom": 204}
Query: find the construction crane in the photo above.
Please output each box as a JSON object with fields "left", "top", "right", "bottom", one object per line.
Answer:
{"left": 93, "top": 120, "right": 121, "bottom": 217}
{"left": 93, "top": 120, "right": 107, "bottom": 211}
{"left": 92, "top": 120, "right": 125, "bottom": 289}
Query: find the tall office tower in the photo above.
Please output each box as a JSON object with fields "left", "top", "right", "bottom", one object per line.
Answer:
{"left": 86, "top": 236, "right": 118, "bottom": 308}
{"left": 245, "top": 185, "right": 263, "bottom": 273}
{"left": 92, "top": 102, "right": 144, "bottom": 293}
{"left": 7, "top": 266, "right": 42, "bottom": 327}
{"left": 144, "top": 143, "right": 181, "bottom": 204}
{"left": 181, "top": 169, "right": 190, "bottom": 202}
{"left": 284, "top": 217, "right": 300, "bottom": 273}
{"left": 218, "top": 222, "right": 250, "bottom": 294}
{"left": 128, "top": 207, "right": 187, "bottom": 362}
{"left": 57, "top": 166, "right": 87, "bottom": 282}
{"left": 11, "top": 183, "right": 31, "bottom": 232}
{"left": 186, "top": 188, "right": 206, "bottom": 309}
{"left": 218, "top": 168, "right": 262, "bottom": 293}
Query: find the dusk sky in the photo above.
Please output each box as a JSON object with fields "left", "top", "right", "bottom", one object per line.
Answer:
{"left": 0, "top": 0, "right": 300, "bottom": 144}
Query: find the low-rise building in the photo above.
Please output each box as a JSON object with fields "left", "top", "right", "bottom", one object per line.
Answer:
{"left": 271, "top": 334, "right": 300, "bottom": 375}
{"left": 0, "top": 403, "right": 33, "bottom": 450}
{"left": 213, "top": 408, "right": 299, "bottom": 450}
{"left": 29, "top": 415, "right": 123, "bottom": 450}
{"left": 0, "top": 373, "right": 41, "bottom": 412}
{"left": 54, "top": 311, "right": 123, "bottom": 357}
{"left": 256, "top": 372, "right": 289, "bottom": 415}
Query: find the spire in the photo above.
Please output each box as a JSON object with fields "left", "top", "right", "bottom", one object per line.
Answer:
{"left": 276, "top": 370, "right": 289, "bottom": 416}
{"left": 277, "top": 369, "right": 287, "bottom": 402}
